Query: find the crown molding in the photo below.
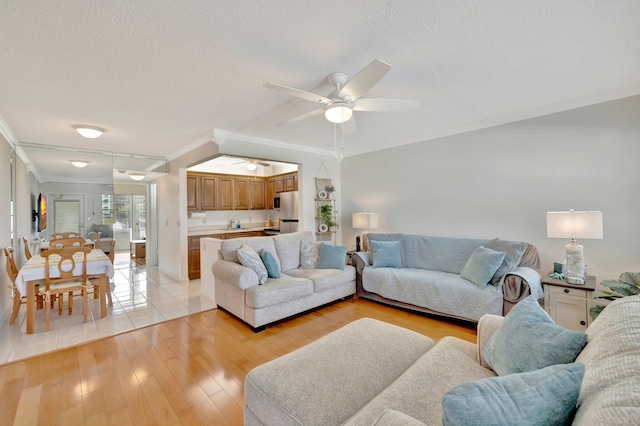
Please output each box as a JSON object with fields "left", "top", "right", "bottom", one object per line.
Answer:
{"left": 213, "top": 129, "right": 337, "bottom": 158}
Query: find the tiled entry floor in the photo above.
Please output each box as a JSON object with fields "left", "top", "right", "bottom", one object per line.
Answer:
{"left": 0, "top": 252, "right": 216, "bottom": 365}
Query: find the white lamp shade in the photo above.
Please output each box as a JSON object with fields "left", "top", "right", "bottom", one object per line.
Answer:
{"left": 325, "top": 104, "right": 353, "bottom": 124}
{"left": 352, "top": 212, "right": 379, "bottom": 229}
{"left": 546, "top": 211, "right": 603, "bottom": 239}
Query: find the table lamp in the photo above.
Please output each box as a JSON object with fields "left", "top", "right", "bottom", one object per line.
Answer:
{"left": 546, "top": 210, "right": 603, "bottom": 284}
{"left": 352, "top": 212, "right": 379, "bottom": 251}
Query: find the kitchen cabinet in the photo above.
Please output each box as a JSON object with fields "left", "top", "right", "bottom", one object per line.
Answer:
{"left": 187, "top": 171, "right": 298, "bottom": 212}
{"left": 250, "top": 179, "right": 266, "bottom": 210}
{"left": 218, "top": 177, "right": 234, "bottom": 210}
{"left": 188, "top": 230, "right": 266, "bottom": 279}
{"left": 235, "top": 178, "right": 250, "bottom": 210}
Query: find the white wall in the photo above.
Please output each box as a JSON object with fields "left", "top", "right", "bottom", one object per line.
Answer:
{"left": 0, "top": 136, "right": 13, "bottom": 323}
{"left": 341, "top": 95, "right": 640, "bottom": 283}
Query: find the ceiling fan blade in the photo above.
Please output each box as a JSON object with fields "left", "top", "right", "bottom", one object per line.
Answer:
{"left": 264, "top": 83, "right": 332, "bottom": 104}
{"left": 338, "top": 59, "right": 392, "bottom": 101}
{"left": 257, "top": 162, "right": 271, "bottom": 167}
{"left": 231, "top": 160, "right": 247, "bottom": 165}
{"left": 339, "top": 117, "right": 357, "bottom": 135}
{"left": 351, "top": 98, "right": 420, "bottom": 112}
{"left": 277, "top": 108, "right": 325, "bottom": 125}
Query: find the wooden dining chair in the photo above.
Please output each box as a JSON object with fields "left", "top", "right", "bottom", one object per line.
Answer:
{"left": 4, "top": 247, "right": 26, "bottom": 325}
{"left": 89, "top": 238, "right": 115, "bottom": 306}
{"left": 51, "top": 232, "right": 81, "bottom": 239}
{"left": 39, "top": 246, "right": 91, "bottom": 331}
{"left": 22, "top": 237, "right": 33, "bottom": 260}
{"left": 48, "top": 237, "right": 89, "bottom": 249}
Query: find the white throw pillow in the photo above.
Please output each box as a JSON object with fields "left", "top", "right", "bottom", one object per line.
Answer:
{"left": 237, "top": 245, "right": 268, "bottom": 285}
{"left": 300, "top": 241, "right": 325, "bottom": 269}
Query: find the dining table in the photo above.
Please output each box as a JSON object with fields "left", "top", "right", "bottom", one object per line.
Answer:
{"left": 16, "top": 248, "right": 114, "bottom": 334}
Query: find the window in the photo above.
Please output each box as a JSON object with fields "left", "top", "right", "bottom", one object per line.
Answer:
{"left": 54, "top": 200, "right": 80, "bottom": 233}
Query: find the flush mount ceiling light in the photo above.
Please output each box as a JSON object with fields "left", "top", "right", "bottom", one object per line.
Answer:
{"left": 72, "top": 125, "right": 106, "bottom": 139}
{"left": 129, "top": 173, "right": 145, "bottom": 181}
{"left": 70, "top": 160, "right": 89, "bottom": 168}
{"left": 324, "top": 104, "right": 353, "bottom": 124}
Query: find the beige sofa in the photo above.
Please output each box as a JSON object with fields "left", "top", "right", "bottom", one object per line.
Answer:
{"left": 245, "top": 295, "right": 640, "bottom": 425}
{"left": 212, "top": 231, "right": 355, "bottom": 332}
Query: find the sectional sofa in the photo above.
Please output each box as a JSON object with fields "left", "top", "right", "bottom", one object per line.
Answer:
{"left": 212, "top": 231, "right": 355, "bottom": 331}
{"left": 244, "top": 295, "right": 640, "bottom": 425}
{"left": 352, "top": 233, "right": 542, "bottom": 322}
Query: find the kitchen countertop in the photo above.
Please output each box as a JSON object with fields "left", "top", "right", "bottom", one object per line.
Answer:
{"left": 188, "top": 226, "right": 279, "bottom": 237}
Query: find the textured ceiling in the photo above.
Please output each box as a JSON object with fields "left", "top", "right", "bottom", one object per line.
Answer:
{"left": 1, "top": 0, "right": 640, "bottom": 176}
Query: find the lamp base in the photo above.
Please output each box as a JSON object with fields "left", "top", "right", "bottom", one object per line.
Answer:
{"left": 565, "top": 242, "right": 586, "bottom": 281}
{"left": 355, "top": 236, "right": 361, "bottom": 252}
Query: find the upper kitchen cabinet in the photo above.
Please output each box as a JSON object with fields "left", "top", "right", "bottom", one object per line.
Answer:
{"left": 187, "top": 172, "right": 280, "bottom": 211}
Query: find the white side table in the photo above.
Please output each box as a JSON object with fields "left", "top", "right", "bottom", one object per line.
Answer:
{"left": 542, "top": 274, "right": 596, "bottom": 332}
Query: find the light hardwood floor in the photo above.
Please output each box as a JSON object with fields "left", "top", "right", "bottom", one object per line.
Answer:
{"left": 0, "top": 297, "right": 477, "bottom": 425}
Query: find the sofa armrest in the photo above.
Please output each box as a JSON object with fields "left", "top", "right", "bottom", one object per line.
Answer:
{"left": 501, "top": 266, "right": 542, "bottom": 315}
{"left": 352, "top": 252, "right": 370, "bottom": 295}
{"left": 212, "top": 259, "right": 259, "bottom": 290}
{"left": 477, "top": 314, "right": 504, "bottom": 369}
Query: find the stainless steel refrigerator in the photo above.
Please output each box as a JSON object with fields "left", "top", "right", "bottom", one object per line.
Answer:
{"left": 279, "top": 191, "right": 299, "bottom": 233}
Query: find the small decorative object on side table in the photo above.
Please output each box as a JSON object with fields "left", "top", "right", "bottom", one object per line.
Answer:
{"left": 542, "top": 273, "right": 596, "bottom": 332}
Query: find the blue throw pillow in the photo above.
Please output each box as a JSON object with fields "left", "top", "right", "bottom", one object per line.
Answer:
{"left": 370, "top": 240, "right": 402, "bottom": 268}
{"left": 442, "top": 362, "right": 585, "bottom": 426}
{"left": 482, "top": 295, "right": 588, "bottom": 376}
{"left": 260, "top": 250, "right": 280, "bottom": 279}
{"left": 460, "top": 246, "right": 506, "bottom": 288}
{"left": 317, "top": 244, "right": 347, "bottom": 270}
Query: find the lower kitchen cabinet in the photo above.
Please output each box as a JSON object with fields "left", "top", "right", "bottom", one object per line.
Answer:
{"left": 188, "top": 231, "right": 266, "bottom": 279}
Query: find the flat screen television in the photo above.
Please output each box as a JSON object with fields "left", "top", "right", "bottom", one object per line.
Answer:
{"left": 37, "top": 193, "right": 47, "bottom": 232}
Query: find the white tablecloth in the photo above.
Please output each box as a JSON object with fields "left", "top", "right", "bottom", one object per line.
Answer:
{"left": 16, "top": 249, "right": 114, "bottom": 296}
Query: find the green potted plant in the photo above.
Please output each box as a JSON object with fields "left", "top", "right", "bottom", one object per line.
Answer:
{"left": 590, "top": 272, "right": 640, "bottom": 319}
{"left": 319, "top": 204, "right": 338, "bottom": 230}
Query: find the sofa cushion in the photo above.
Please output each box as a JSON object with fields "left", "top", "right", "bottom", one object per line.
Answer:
{"left": 363, "top": 267, "right": 503, "bottom": 321}
{"left": 373, "top": 410, "right": 427, "bottom": 426}
{"left": 221, "top": 236, "right": 280, "bottom": 268}
{"left": 485, "top": 239, "right": 528, "bottom": 285}
{"left": 367, "top": 233, "right": 404, "bottom": 266}
{"left": 300, "top": 240, "right": 323, "bottom": 269}
{"left": 460, "top": 246, "right": 506, "bottom": 289}
{"left": 260, "top": 249, "right": 280, "bottom": 279}
{"left": 442, "top": 362, "right": 585, "bottom": 426}
{"left": 245, "top": 318, "right": 434, "bottom": 426}
{"left": 285, "top": 266, "right": 356, "bottom": 293}
{"left": 344, "top": 337, "right": 495, "bottom": 426}
{"left": 317, "top": 244, "right": 347, "bottom": 270}
{"left": 370, "top": 240, "right": 402, "bottom": 268}
{"left": 574, "top": 295, "right": 640, "bottom": 425}
{"left": 244, "top": 275, "right": 313, "bottom": 309}
{"left": 273, "top": 231, "right": 314, "bottom": 271}
{"left": 238, "top": 245, "right": 268, "bottom": 285}
{"left": 483, "top": 295, "right": 588, "bottom": 376}
{"left": 401, "top": 235, "right": 493, "bottom": 274}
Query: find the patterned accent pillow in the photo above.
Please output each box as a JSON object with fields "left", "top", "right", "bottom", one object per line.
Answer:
{"left": 237, "top": 245, "right": 268, "bottom": 285}
{"left": 300, "top": 241, "right": 324, "bottom": 269}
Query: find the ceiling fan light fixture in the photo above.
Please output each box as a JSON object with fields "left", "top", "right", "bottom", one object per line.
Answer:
{"left": 325, "top": 104, "right": 352, "bottom": 124}
{"left": 246, "top": 162, "right": 257, "bottom": 171}
{"left": 73, "top": 125, "right": 106, "bottom": 139}
{"left": 70, "top": 160, "right": 89, "bottom": 168}
{"left": 129, "top": 173, "right": 145, "bottom": 181}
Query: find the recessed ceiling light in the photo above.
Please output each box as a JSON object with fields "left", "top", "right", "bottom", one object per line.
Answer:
{"left": 73, "top": 125, "right": 106, "bottom": 139}
{"left": 129, "top": 173, "right": 145, "bottom": 181}
{"left": 70, "top": 160, "right": 89, "bottom": 168}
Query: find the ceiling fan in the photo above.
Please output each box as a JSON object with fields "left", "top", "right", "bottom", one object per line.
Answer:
{"left": 264, "top": 59, "right": 419, "bottom": 133}
{"left": 232, "top": 158, "right": 271, "bottom": 171}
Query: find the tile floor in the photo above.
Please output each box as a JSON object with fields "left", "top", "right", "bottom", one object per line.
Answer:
{"left": 0, "top": 252, "right": 217, "bottom": 365}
